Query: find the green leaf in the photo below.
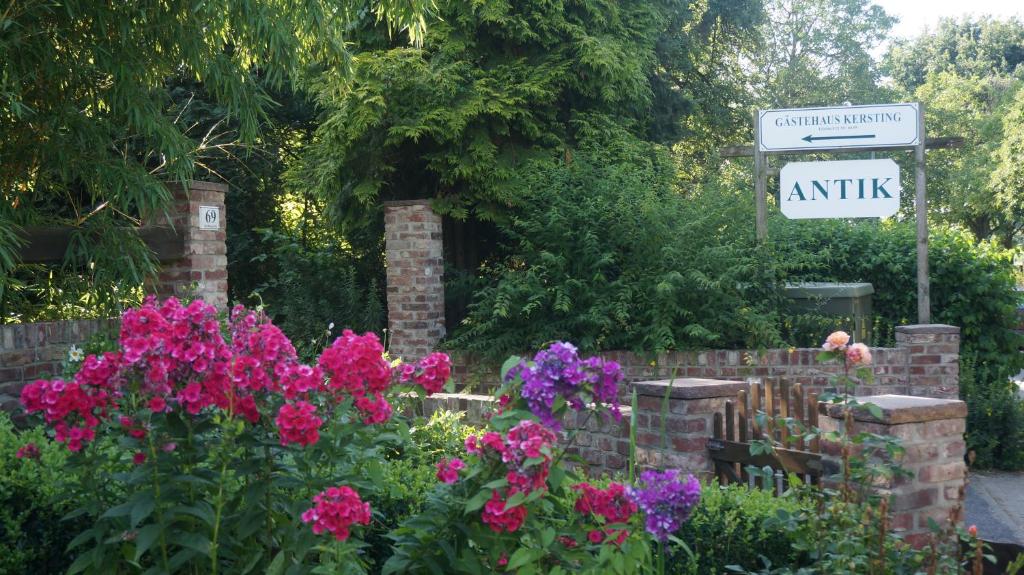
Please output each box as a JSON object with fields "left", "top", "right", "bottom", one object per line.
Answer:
{"left": 266, "top": 551, "right": 287, "bottom": 575}
{"left": 482, "top": 478, "right": 509, "bottom": 490}
{"left": 865, "top": 403, "right": 884, "bottom": 420}
{"left": 548, "top": 465, "right": 566, "bottom": 491}
{"left": 541, "top": 527, "right": 556, "bottom": 548}
{"left": 133, "top": 524, "right": 163, "bottom": 562}
{"left": 101, "top": 501, "right": 134, "bottom": 519}
{"left": 464, "top": 489, "right": 492, "bottom": 513}
{"left": 172, "top": 532, "right": 212, "bottom": 556}
{"left": 500, "top": 356, "right": 522, "bottom": 381}
{"left": 506, "top": 547, "right": 538, "bottom": 570}
{"left": 66, "top": 550, "right": 95, "bottom": 575}
{"left": 170, "top": 503, "right": 216, "bottom": 526}
{"left": 66, "top": 528, "right": 98, "bottom": 551}
{"left": 131, "top": 495, "right": 156, "bottom": 527}
{"left": 381, "top": 556, "right": 410, "bottom": 575}
{"left": 168, "top": 548, "right": 199, "bottom": 571}
{"left": 505, "top": 490, "right": 528, "bottom": 508}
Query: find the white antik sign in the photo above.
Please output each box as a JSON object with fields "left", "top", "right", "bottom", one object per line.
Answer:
{"left": 759, "top": 103, "right": 920, "bottom": 152}
{"left": 780, "top": 159, "right": 900, "bottom": 220}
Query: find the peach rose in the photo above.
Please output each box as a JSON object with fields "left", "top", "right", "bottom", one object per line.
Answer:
{"left": 822, "top": 331, "right": 851, "bottom": 351}
{"left": 845, "top": 342, "right": 872, "bottom": 366}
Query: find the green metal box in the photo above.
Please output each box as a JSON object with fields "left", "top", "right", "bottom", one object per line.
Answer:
{"left": 783, "top": 282, "right": 874, "bottom": 345}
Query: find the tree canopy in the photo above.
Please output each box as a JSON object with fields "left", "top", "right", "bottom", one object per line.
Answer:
{"left": 887, "top": 16, "right": 1024, "bottom": 91}
{"left": 0, "top": 0, "right": 428, "bottom": 277}
{"left": 296, "top": 0, "right": 763, "bottom": 227}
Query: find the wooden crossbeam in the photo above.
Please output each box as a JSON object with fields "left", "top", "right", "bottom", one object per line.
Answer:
{"left": 707, "top": 438, "right": 824, "bottom": 475}
{"left": 15, "top": 226, "right": 186, "bottom": 264}
{"left": 718, "top": 136, "right": 964, "bottom": 158}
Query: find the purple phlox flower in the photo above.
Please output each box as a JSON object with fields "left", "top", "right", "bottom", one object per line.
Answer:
{"left": 626, "top": 469, "right": 701, "bottom": 541}
{"left": 505, "top": 342, "right": 623, "bottom": 430}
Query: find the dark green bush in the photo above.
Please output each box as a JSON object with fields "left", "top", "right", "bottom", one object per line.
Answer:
{"left": 667, "top": 482, "right": 813, "bottom": 574}
{"left": 249, "top": 228, "right": 386, "bottom": 360}
{"left": 448, "top": 137, "right": 784, "bottom": 357}
{"left": 0, "top": 413, "right": 94, "bottom": 574}
{"left": 960, "top": 354, "right": 1024, "bottom": 470}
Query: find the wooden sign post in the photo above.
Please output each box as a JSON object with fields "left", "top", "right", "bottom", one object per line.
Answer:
{"left": 734, "top": 102, "right": 958, "bottom": 324}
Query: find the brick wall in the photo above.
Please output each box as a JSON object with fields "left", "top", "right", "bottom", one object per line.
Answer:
{"left": 383, "top": 200, "right": 445, "bottom": 361}
{"left": 895, "top": 325, "right": 960, "bottom": 398}
{"left": 451, "top": 325, "right": 960, "bottom": 401}
{"left": 146, "top": 180, "right": 228, "bottom": 309}
{"left": 819, "top": 395, "right": 968, "bottom": 547}
{"left": 421, "top": 378, "right": 746, "bottom": 479}
{"left": 0, "top": 319, "right": 117, "bottom": 412}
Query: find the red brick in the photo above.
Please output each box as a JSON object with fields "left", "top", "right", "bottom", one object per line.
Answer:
{"left": 890, "top": 512, "right": 914, "bottom": 530}
{"left": 671, "top": 437, "right": 706, "bottom": 452}
{"left": 917, "top": 462, "right": 965, "bottom": 483}
{"left": 890, "top": 488, "right": 938, "bottom": 511}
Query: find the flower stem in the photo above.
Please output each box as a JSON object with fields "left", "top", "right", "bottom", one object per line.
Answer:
{"left": 147, "top": 433, "right": 171, "bottom": 572}
{"left": 551, "top": 411, "right": 593, "bottom": 468}
{"left": 657, "top": 540, "right": 665, "bottom": 575}
{"left": 264, "top": 444, "right": 273, "bottom": 548}
{"left": 210, "top": 455, "right": 229, "bottom": 575}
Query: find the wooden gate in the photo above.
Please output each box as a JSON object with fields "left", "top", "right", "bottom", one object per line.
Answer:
{"left": 708, "top": 381, "right": 824, "bottom": 492}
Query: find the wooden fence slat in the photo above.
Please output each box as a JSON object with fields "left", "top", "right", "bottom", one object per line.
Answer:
{"left": 808, "top": 391, "right": 821, "bottom": 462}
{"left": 713, "top": 412, "right": 725, "bottom": 484}
{"left": 725, "top": 401, "right": 735, "bottom": 441}
{"left": 793, "top": 383, "right": 805, "bottom": 451}
{"left": 779, "top": 380, "right": 790, "bottom": 448}
{"left": 737, "top": 389, "right": 748, "bottom": 443}
{"left": 751, "top": 383, "right": 762, "bottom": 439}
{"left": 764, "top": 380, "right": 775, "bottom": 441}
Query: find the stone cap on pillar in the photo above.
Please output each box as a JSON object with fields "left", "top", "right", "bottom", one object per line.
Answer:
{"left": 382, "top": 199, "right": 436, "bottom": 208}
{"left": 632, "top": 378, "right": 745, "bottom": 399}
{"left": 819, "top": 394, "right": 967, "bottom": 424}
{"left": 894, "top": 324, "right": 960, "bottom": 335}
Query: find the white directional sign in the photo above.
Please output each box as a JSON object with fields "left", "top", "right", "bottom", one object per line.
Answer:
{"left": 759, "top": 103, "right": 920, "bottom": 152}
{"left": 779, "top": 159, "right": 900, "bottom": 219}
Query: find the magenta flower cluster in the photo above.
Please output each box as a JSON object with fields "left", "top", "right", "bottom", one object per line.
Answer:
{"left": 626, "top": 469, "right": 701, "bottom": 541}
{"left": 505, "top": 342, "right": 623, "bottom": 430}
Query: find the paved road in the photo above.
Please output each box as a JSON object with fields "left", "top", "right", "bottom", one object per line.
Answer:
{"left": 966, "top": 471, "right": 1024, "bottom": 545}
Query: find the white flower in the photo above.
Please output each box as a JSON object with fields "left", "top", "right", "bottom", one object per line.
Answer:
{"left": 68, "top": 345, "right": 84, "bottom": 362}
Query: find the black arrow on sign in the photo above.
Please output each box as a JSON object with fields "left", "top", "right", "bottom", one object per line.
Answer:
{"left": 801, "top": 134, "right": 876, "bottom": 143}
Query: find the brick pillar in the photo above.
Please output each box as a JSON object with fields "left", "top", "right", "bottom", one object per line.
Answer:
{"left": 819, "top": 394, "right": 967, "bottom": 548}
{"left": 632, "top": 378, "right": 746, "bottom": 476}
{"left": 383, "top": 200, "right": 445, "bottom": 361}
{"left": 146, "top": 181, "right": 228, "bottom": 309}
{"left": 896, "top": 325, "right": 960, "bottom": 398}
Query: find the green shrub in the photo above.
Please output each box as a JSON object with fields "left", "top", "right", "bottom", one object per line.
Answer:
{"left": 364, "top": 410, "right": 482, "bottom": 572}
{"left": 449, "top": 136, "right": 784, "bottom": 357}
{"left": 960, "top": 354, "right": 1024, "bottom": 470}
{"left": 667, "top": 482, "right": 813, "bottom": 574}
{"left": 249, "top": 228, "right": 386, "bottom": 360}
{"left": 0, "top": 413, "right": 94, "bottom": 574}
{"left": 770, "top": 219, "right": 1024, "bottom": 469}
